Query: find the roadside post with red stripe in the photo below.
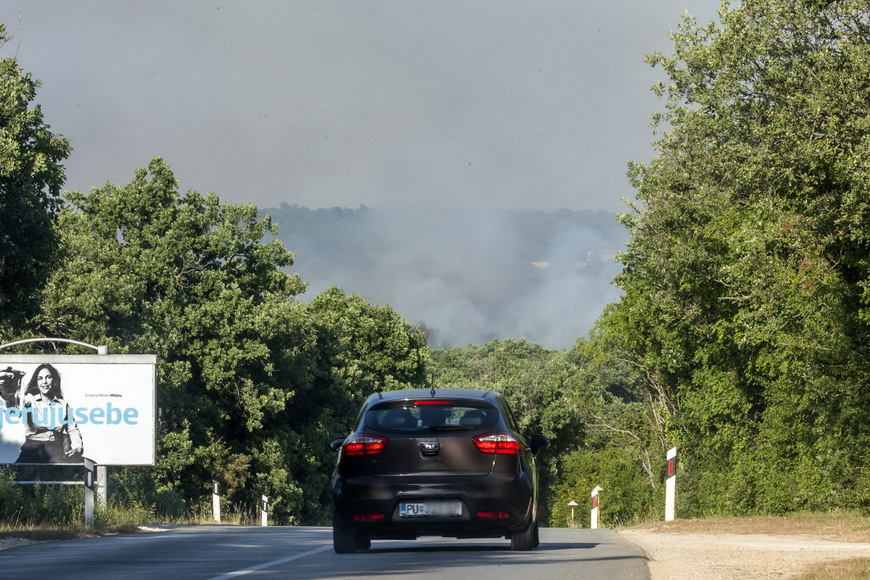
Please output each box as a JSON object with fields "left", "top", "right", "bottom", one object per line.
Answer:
{"left": 590, "top": 486, "right": 603, "bottom": 529}
{"left": 665, "top": 447, "right": 677, "bottom": 521}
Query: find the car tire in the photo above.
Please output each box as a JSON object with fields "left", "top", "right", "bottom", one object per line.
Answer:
{"left": 333, "top": 523, "right": 357, "bottom": 554}
{"left": 355, "top": 534, "right": 371, "bottom": 551}
{"left": 533, "top": 520, "right": 540, "bottom": 548}
{"left": 510, "top": 517, "right": 537, "bottom": 551}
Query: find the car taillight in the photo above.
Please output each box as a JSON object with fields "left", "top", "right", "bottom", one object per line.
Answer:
{"left": 343, "top": 434, "right": 388, "bottom": 456}
{"left": 353, "top": 513, "right": 386, "bottom": 521}
{"left": 476, "top": 511, "right": 510, "bottom": 519}
{"left": 472, "top": 432, "right": 521, "bottom": 455}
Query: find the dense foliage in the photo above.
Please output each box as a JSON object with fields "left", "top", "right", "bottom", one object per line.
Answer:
{"left": 0, "top": 25, "right": 71, "bottom": 328}
{"left": 431, "top": 339, "right": 663, "bottom": 527}
{"left": 604, "top": 0, "right": 870, "bottom": 515}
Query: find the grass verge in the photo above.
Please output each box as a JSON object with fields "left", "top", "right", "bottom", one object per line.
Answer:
{"left": 794, "top": 557, "right": 870, "bottom": 580}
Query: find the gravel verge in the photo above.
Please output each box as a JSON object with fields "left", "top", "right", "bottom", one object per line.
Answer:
{"left": 0, "top": 538, "right": 39, "bottom": 550}
{"left": 620, "top": 529, "right": 870, "bottom": 579}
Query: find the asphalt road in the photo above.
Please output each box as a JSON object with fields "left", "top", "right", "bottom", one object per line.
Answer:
{"left": 0, "top": 526, "right": 650, "bottom": 579}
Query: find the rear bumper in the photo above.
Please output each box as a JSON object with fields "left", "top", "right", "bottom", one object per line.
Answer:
{"left": 332, "top": 472, "right": 534, "bottom": 539}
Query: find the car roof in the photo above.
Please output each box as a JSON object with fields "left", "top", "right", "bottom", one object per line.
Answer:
{"left": 363, "top": 388, "right": 501, "bottom": 406}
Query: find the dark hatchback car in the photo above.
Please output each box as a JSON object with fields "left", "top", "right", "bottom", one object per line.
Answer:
{"left": 329, "top": 388, "right": 549, "bottom": 553}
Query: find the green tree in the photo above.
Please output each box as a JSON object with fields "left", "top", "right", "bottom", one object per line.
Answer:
{"left": 291, "top": 288, "right": 430, "bottom": 522}
{"left": 429, "top": 338, "right": 666, "bottom": 525}
{"left": 609, "top": 0, "right": 870, "bottom": 514}
{"left": 0, "top": 25, "right": 71, "bottom": 328}
{"left": 308, "top": 286, "right": 429, "bottom": 397}
{"left": 37, "top": 158, "right": 317, "bottom": 522}
{"left": 432, "top": 340, "right": 582, "bottom": 445}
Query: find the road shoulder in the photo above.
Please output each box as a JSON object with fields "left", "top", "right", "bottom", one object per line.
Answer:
{"left": 620, "top": 528, "right": 870, "bottom": 579}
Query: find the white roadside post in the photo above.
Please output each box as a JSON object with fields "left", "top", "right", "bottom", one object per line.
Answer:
{"left": 261, "top": 495, "right": 269, "bottom": 527}
{"left": 590, "top": 486, "right": 603, "bottom": 529}
{"left": 665, "top": 447, "right": 678, "bottom": 521}
{"left": 567, "top": 500, "right": 578, "bottom": 528}
{"left": 212, "top": 480, "right": 221, "bottom": 523}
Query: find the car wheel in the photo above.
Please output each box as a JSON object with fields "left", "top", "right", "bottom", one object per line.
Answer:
{"left": 533, "top": 520, "right": 540, "bottom": 548}
{"left": 333, "top": 523, "right": 357, "bottom": 554}
{"left": 510, "top": 517, "right": 536, "bottom": 551}
{"left": 355, "top": 533, "right": 371, "bottom": 551}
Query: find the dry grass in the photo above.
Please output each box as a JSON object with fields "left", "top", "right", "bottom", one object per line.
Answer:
{"left": 627, "top": 513, "right": 870, "bottom": 544}
{"left": 794, "top": 558, "right": 870, "bottom": 580}
{"left": 0, "top": 502, "right": 255, "bottom": 544}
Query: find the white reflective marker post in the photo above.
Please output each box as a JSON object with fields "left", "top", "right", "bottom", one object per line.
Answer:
{"left": 261, "top": 495, "right": 269, "bottom": 527}
{"left": 665, "top": 447, "right": 678, "bottom": 521}
{"left": 212, "top": 480, "right": 221, "bottom": 523}
{"left": 590, "top": 486, "right": 603, "bottom": 529}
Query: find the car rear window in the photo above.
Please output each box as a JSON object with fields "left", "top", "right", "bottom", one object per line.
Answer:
{"left": 365, "top": 400, "right": 500, "bottom": 433}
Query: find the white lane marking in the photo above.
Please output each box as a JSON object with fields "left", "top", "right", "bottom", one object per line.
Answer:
{"left": 208, "top": 545, "right": 332, "bottom": 579}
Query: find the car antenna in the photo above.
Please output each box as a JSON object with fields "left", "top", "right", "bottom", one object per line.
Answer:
{"left": 428, "top": 372, "right": 436, "bottom": 397}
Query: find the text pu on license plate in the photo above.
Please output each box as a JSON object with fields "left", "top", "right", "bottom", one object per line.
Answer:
{"left": 399, "top": 501, "right": 462, "bottom": 518}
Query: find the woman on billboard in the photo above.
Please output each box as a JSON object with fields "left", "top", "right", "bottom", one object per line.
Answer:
{"left": 15, "top": 363, "right": 84, "bottom": 463}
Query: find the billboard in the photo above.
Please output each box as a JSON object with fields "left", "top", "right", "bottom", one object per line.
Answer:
{"left": 0, "top": 354, "right": 156, "bottom": 466}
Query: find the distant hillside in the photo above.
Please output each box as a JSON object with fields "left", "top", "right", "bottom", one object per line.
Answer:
{"left": 262, "top": 204, "right": 628, "bottom": 349}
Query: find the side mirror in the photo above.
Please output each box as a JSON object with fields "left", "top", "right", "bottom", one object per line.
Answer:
{"left": 528, "top": 434, "right": 550, "bottom": 456}
{"left": 329, "top": 437, "right": 345, "bottom": 452}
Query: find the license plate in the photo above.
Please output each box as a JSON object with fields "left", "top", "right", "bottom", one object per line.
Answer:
{"left": 399, "top": 501, "right": 462, "bottom": 518}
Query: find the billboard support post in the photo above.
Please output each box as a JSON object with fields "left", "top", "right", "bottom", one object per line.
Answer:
{"left": 83, "top": 458, "right": 96, "bottom": 526}
{"left": 96, "top": 466, "right": 108, "bottom": 508}
{"left": 94, "top": 344, "right": 108, "bottom": 508}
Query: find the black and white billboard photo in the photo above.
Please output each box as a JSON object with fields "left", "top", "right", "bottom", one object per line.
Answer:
{"left": 0, "top": 354, "right": 156, "bottom": 466}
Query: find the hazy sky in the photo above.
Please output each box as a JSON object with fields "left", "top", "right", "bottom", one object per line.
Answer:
{"left": 2, "top": 0, "right": 720, "bottom": 213}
